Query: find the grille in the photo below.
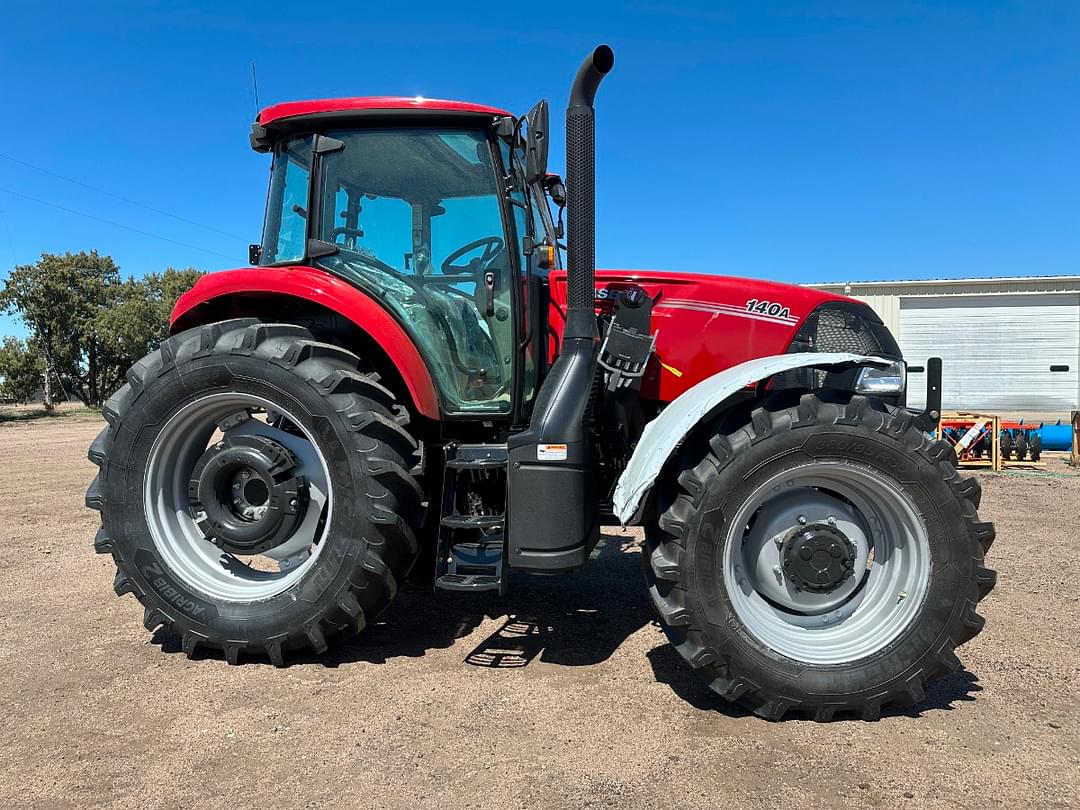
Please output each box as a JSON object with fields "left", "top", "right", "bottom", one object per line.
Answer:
{"left": 800, "top": 304, "right": 898, "bottom": 356}
{"left": 779, "top": 302, "right": 901, "bottom": 389}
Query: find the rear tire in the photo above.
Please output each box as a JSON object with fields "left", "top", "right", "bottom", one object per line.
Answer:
{"left": 647, "top": 393, "right": 996, "bottom": 721}
{"left": 87, "top": 319, "right": 424, "bottom": 665}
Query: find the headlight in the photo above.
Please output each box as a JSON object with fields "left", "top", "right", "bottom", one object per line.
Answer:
{"left": 854, "top": 360, "right": 906, "bottom": 395}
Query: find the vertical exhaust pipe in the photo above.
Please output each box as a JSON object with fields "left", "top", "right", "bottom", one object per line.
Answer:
{"left": 564, "top": 44, "right": 615, "bottom": 338}
{"left": 506, "top": 45, "right": 614, "bottom": 574}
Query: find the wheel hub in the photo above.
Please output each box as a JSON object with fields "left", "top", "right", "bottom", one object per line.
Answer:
{"left": 781, "top": 523, "right": 857, "bottom": 593}
{"left": 188, "top": 434, "right": 309, "bottom": 555}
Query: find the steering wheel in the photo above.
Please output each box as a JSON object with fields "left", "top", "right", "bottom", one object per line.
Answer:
{"left": 440, "top": 236, "right": 504, "bottom": 276}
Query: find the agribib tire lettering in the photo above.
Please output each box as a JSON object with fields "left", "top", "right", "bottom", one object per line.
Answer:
{"left": 136, "top": 549, "right": 213, "bottom": 621}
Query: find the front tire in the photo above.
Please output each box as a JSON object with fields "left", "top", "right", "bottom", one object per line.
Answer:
{"left": 87, "top": 320, "right": 424, "bottom": 665}
{"left": 647, "top": 393, "right": 996, "bottom": 721}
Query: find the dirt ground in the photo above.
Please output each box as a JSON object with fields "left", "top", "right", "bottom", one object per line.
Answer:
{"left": 0, "top": 412, "right": 1077, "bottom": 809}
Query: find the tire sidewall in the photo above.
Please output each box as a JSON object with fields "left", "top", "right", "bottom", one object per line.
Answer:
{"left": 688, "top": 416, "right": 976, "bottom": 698}
{"left": 106, "top": 351, "right": 370, "bottom": 642}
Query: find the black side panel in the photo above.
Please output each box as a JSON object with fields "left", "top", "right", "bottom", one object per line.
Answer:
{"left": 507, "top": 444, "right": 598, "bottom": 573}
{"left": 506, "top": 320, "right": 600, "bottom": 572}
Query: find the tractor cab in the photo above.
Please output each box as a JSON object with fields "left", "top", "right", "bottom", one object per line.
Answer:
{"left": 251, "top": 99, "right": 560, "bottom": 418}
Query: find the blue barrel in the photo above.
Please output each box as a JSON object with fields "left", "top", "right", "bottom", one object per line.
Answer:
{"left": 1038, "top": 423, "right": 1073, "bottom": 452}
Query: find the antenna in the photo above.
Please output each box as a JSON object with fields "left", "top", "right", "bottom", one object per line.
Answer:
{"left": 251, "top": 61, "right": 261, "bottom": 116}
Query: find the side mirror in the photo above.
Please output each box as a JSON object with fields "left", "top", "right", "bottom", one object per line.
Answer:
{"left": 524, "top": 99, "right": 549, "bottom": 184}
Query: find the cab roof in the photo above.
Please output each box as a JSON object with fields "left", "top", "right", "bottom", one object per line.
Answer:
{"left": 257, "top": 96, "right": 511, "bottom": 127}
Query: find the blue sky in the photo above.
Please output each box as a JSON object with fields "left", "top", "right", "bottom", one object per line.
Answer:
{"left": 1, "top": 1, "right": 1077, "bottom": 337}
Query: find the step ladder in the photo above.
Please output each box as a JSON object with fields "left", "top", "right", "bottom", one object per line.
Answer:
{"left": 435, "top": 443, "right": 508, "bottom": 593}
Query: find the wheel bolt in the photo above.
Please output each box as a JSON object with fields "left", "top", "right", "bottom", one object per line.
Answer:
{"left": 241, "top": 470, "right": 251, "bottom": 480}
{"left": 797, "top": 515, "right": 807, "bottom": 525}
{"left": 827, "top": 516, "right": 837, "bottom": 526}
{"left": 232, "top": 482, "right": 241, "bottom": 490}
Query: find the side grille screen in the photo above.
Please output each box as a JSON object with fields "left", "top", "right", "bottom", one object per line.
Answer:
{"left": 779, "top": 302, "right": 901, "bottom": 389}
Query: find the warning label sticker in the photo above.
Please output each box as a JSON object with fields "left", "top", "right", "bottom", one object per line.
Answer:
{"left": 537, "top": 443, "right": 568, "bottom": 461}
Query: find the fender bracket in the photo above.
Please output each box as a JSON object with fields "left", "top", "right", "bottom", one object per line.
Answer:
{"left": 911, "top": 356, "right": 942, "bottom": 433}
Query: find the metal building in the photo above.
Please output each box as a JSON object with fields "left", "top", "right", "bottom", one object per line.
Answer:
{"left": 810, "top": 276, "right": 1080, "bottom": 413}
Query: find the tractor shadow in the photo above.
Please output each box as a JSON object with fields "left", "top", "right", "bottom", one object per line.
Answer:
{"left": 156, "top": 529, "right": 984, "bottom": 719}
{"left": 881, "top": 669, "right": 983, "bottom": 719}
{"left": 331, "top": 530, "right": 657, "bottom": 669}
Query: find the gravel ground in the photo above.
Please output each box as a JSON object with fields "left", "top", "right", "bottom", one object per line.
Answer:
{"left": 0, "top": 413, "right": 1077, "bottom": 809}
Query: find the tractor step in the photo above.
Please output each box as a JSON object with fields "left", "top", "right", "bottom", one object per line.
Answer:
{"left": 441, "top": 514, "right": 504, "bottom": 530}
{"left": 436, "top": 443, "right": 508, "bottom": 595}
{"left": 435, "top": 574, "right": 502, "bottom": 592}
{"left": 445, "top": 456, "right": 505, "bottom": 469}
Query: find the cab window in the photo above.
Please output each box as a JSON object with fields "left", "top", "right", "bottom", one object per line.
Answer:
{"left": 312, "top": 128, "right": 515, "bottom": 414}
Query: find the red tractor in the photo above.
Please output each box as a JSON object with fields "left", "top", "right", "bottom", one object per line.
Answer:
{"left": 87, "top": 46, "right": 995, "bottom": 720}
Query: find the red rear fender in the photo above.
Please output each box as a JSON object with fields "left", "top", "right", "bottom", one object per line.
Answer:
{"left": 171, "top": 266, "right": 440, "bottom": 420}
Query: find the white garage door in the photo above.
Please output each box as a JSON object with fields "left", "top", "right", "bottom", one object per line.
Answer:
{"left": 901, "top": 294, "right": 1079, "bottom": 412}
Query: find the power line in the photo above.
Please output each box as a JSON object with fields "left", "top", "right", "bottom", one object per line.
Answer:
{"left": 0, "top": 152, "right": 249, "bottom": 242}
{"left": 0, "top": 186, "right": 241, "bottom": 262}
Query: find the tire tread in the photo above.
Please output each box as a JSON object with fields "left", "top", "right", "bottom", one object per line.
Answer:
{"left": 87, "top": 319, "right": 425, "bottom": 666}
{"left": 648, "top": 393, "right": 996, "bottom": 721}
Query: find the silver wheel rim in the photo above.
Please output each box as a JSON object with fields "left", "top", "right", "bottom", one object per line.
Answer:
{"left": 723, "top": 461, "right": 931, "bottom": 665}
{"left": 144, "top": 393, "right": 333, "bottom": 601}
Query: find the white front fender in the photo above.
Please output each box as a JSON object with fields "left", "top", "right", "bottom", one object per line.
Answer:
{"left": 612, "top": 352, "right": 894, "bottom": 524}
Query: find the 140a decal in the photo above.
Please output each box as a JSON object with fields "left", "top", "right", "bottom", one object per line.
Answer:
{"left": 744, "top": 299, "right": 791, "bottom": 319}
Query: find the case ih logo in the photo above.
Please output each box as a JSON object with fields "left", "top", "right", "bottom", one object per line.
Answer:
{"left": 658, "top": 298, "right": 798, "bottom": 326}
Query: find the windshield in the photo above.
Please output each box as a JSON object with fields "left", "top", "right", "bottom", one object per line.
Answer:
{"left": 261, "top": 128, "right": 516, "bottom": 414}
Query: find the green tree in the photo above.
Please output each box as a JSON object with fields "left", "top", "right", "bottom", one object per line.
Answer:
{"left": 0, "top": 252, "right": 203, "bottom": 408}
{"left": 0, "top": 337, "right": 43, "bottom": 402}
{"left": 0, "top": 250, "right": 119, "bottom": 407}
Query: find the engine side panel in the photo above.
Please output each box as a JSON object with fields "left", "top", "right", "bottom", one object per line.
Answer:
{"left": 547, "top": 269, "right": 857, "bottom": 403}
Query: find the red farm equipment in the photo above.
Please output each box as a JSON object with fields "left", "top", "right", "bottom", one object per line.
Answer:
{"left": 86, "top": 46, "right": 995, "bottom": 721}
{"left": 938, "top": 414, "right": 1047, "bottom": 470}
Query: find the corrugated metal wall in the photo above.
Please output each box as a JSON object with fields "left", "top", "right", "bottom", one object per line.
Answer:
{"left": 900, "top": 294, "right": 1080, "bottom": 411}
{"left": 809, "top": 277, "right": 1080, "bottom": 412}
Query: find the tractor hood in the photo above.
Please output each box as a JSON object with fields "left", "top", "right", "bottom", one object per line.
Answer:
{"left": 547, "top": 269, "right": 894, "bottom": 404}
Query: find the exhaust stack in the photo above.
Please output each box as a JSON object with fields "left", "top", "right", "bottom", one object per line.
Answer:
{"left": 564, "top": 44, "right": 615, "bottom": 336}
{"left": 506, "top": 45, "right": 614, "bottom": 574}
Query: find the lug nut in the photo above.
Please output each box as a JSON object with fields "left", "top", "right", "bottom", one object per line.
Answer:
{"left": 241, "top": 470, "right": 251, "bottom": 480}
{"left": 827, "top": 516, "right": 837, "bottom": 526}
{"left": 797, "top": 515, "right": 807, "bottom": 525}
